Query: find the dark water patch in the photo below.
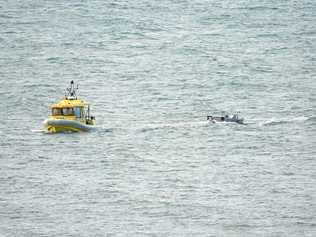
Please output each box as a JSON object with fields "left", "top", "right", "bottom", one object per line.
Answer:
{"left": 250, "top": 66, "right": 274, "bottom": 73}
{"left": 241, "top": 6, "right": 279, "bottom": 11}
{"left": 46, "top": 57, "right": 62, "bottom": 62}
{"left": 2, "top": 31, "right": 17, "bottom": 34}
{"left": 256, "top": 33, "right": 280, "bottom": 38}
{"left": 0, "top": 14, "right": 19, "bottom": 19}
{"left": 15, "top": 20, "right": 48, "bottom": 25}
{"left": 282, "top": 172, "right": 295, "bottom": 176}
{"left": 95, "top": 127, "right": 114, "bottom": 135}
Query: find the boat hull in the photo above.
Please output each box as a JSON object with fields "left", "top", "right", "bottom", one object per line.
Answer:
{"left": 44, "top": 119, "right": 93, "bottom": 133}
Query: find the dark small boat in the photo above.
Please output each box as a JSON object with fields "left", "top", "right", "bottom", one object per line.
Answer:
{"left": 207, "top": 114, "right": 244, "bottom": 124}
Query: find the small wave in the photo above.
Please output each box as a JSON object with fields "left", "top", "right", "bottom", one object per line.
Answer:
{"left": 260, "top": 116, "right": 309, "bottom": 126}
{"left": 307, "top": 116, "right": 316, "bottom": 122}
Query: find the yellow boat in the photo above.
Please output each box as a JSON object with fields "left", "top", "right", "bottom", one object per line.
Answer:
{"left": 43, "top": 81, "right": 95, "bottom": 133}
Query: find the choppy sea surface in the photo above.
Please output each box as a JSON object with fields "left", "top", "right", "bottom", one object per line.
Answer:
{"left": 1, "top": 0, "right": 315, "bottom": 236}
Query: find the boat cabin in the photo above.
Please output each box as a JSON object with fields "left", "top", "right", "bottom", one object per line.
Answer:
{"left": 52, "top": 107, "right": 84, "bottom": 118}
{"left": 50, "top": 97, "right": 92, "bottom": 121}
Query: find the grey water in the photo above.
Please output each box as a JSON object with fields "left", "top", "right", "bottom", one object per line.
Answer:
{"left": 0, "top": 0, "right": 316, "bottom": 236}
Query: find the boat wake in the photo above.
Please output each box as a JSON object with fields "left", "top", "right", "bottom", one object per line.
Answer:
{"left": 31, "top": 129, "right": 48, "bottom": 134}
{"left": 260, "top": 116, "right": 310, "bottom": 127}
{"left": 33, "top": 116, "right": 313, "bottom": 135}
{"left": 138, "top": 121, "right": 209, "bottom": 132}
{"left": 31, "top": 128, "right": 81, "bottom": 134}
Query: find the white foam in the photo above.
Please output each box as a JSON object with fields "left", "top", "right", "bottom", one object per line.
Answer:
{"left": 260, "top": 116, "right": 309, "bottom": 126}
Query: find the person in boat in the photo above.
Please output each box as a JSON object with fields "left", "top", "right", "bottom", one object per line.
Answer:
{"left": 74, "top": 107, "right": 81, "bottom": 118}
{"left": 63, "top": 108, "right": 73, "bottom": 116}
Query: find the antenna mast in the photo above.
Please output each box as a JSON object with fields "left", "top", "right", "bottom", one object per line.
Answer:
{"left": 66, "top": 80, "right": 78, "bottom": 99}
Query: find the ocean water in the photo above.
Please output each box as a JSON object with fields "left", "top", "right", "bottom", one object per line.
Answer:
{"left": 0, "top": 0, "right": 315, "bottom": 236}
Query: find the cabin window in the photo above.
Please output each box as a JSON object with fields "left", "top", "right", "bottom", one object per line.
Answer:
{"left": 74, "top": 107, "right": 81, "bottom": 118}
{"left": 62, "top": 108, "right": 74, "bottom": 116}
{"left": 52, "top": 108, "right": 62, "bottom": 116}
